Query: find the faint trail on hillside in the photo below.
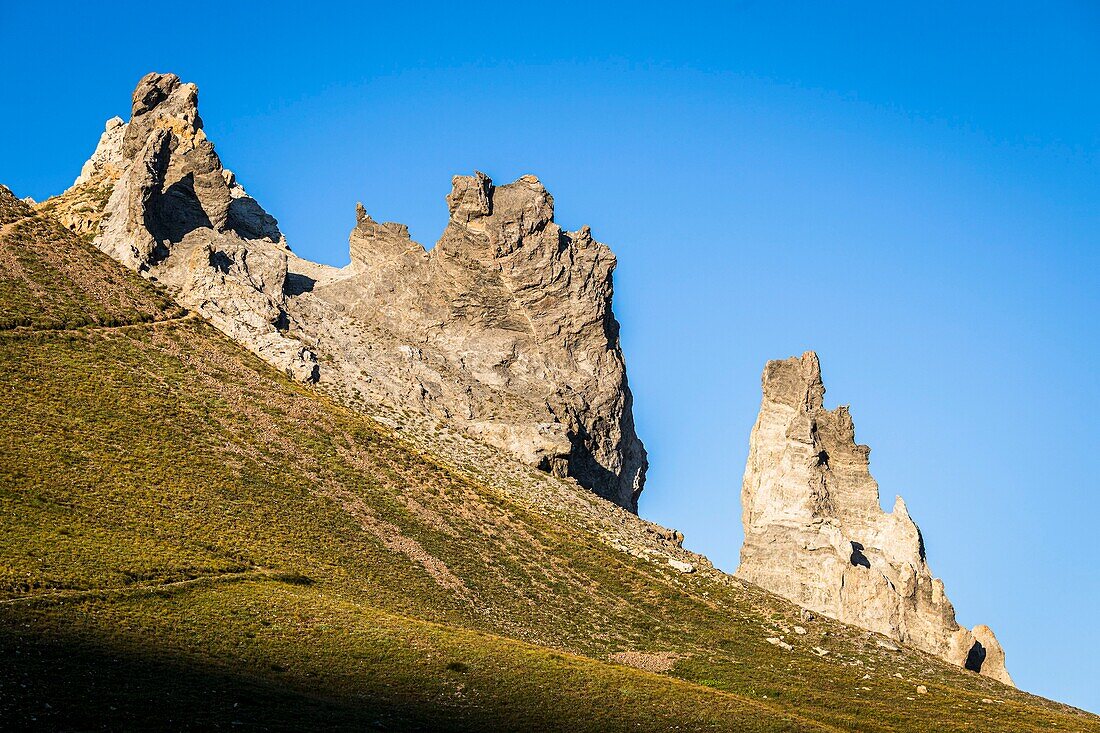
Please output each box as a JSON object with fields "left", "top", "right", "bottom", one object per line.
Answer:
{"left": 0, "top": 568, "right": 287, "bottom": 607}
{"left": 0, "top": 206, "right": 40, "bottom": 238}
{"left": 0, "top": 311, "right": 199, "bottom": 335}
{"left": 1, "top": 209, "right": 49, "bottom": 239}
{"left": 0, "top": 209, "right": 196, "bottom": 335}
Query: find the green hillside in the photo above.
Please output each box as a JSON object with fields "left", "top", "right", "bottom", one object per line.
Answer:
{"left": 0, "top": 186, "right": 1096, "bottom": 731}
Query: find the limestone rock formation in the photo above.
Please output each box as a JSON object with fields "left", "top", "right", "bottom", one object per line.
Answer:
{"left": 55, "top": 72, "right": 646, "bottom": 510}
{"left": 37, "top": 117, "right": 128, "bottom": 238}
{"left": 60, "top": 72, "right": 318, "bottom": 382}
{"left": 737, "top": 352, "right": 1013, "bottom": 686}
{"left": 291, "top": 172, "right": 647, "bottom": 508}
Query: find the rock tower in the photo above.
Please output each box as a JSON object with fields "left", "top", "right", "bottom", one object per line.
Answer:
{"left": 737, "top": 352, "right": 1012, "bottom": 685}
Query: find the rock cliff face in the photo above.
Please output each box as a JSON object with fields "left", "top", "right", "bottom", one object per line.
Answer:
{"left": 52, "top": 72, "right": 646, "bottom": 510}
{"left": 737, "top": 352, "right": 1013, "bottom": 685}
{"left": 285, "top": 171, "right": 647, "bottom": 508}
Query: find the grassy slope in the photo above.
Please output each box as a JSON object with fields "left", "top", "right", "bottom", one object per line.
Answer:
{"left": 0, "top": 194, "right": 1095, "bottom": 731}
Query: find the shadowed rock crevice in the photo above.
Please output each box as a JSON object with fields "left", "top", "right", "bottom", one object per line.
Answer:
{"left": 965, "top": 640, "right": 987, "bottom": 673}
{"left": 208, "top": 249, "right": 232, "bottom": 274}
{"left": 147, "top": 173, "right": 214, "bottom": 245}
{"left": 283, "top": 272, "right": 316, "bottom": 295}
{"left": 849, "top": 541, "right": 871, "bottom": 568}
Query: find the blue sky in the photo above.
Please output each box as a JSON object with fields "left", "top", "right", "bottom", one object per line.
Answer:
{"left": 2, "top": 0, "right": 1097, "bottom": 713}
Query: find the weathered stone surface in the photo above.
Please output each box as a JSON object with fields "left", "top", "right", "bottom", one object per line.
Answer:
{"left": 294, "top": 171, "right": 646, "bottom": 509}
{"left": 35, "top": 117, "right": 128, "bottom": 238}
{"left": 971, "top": 624, "right": 1014, "bottom": 686}
{"left": 74, "top": 116, "right": 126, "bottom": 188}
{"left": 59, "top": 72, "right": 646, "bottom": 510}
{"left": 737, "top": 352, "right": 1012, "bottom": 685}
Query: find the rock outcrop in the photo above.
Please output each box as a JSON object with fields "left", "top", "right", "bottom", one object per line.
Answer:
{"left": 75, "top": 116, "right": 127, "bottom": 188}
{"left": 53, "top": 72, "right": 646, "bottom": 510}
{"left": 37, "top": 117, "right": 128, "bottom": 238}
{"left": 60, "top": 73, "right": 319, "bottom": 382}
{"left": 737, "top": 352, "right": 1013, "bottom": 686}
{"left": 291, "top": 173, "right": 646, "bottom": 508}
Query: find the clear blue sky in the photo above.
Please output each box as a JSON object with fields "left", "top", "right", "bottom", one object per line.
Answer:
{"left": 2, "top": 0, "right": 1097, "bottom": 713}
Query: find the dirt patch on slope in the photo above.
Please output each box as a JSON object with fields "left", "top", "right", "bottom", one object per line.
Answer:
{"left": 609, "top": 651, "right": 686, "bottom": 674}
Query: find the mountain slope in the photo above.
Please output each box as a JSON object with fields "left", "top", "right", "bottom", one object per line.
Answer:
{"left": 0, "top": 187, "right": 1096, "bottom": 731}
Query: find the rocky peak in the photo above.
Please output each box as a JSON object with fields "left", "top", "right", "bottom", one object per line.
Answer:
{"left": 446, "top": 171, "right": 493, "bottom": 223}
{"left": 439, "top": 173, "right": 558, "bottom": 262}
{"left": 61, "top": 72, "right": 317, "bottom": 382}
{"left": 738, "top": 352, "right": 1013, "bottom": 685}
{"left": 324, "top": 169, "right": 646, "bottom": 509}
{"left": 131, "top": 72, "right": 182, "bottom": 116}
{"left": 122, "top": 73, "right": 206, "bottom": 162}
{"left": 761, "top": 350, "right": 825, "bottom": 411}
{"left": 348, "top": 203, "right": 421, "bottom": 267}
{"left": 74, "top": 116, "right": 126, "bottom": 188}
{"left": 114, "top": 71, "right": 231, "bottom": 245}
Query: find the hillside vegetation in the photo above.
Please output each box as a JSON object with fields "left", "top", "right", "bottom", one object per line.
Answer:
{"left": 1, "top": 187, "right": 1096, "bottom": 731}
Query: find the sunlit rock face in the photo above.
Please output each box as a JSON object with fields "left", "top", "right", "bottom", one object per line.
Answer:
{"left": 55, "top": 72, "right": 317, "bottom": 382}
{"left": 300, "top": 172, "right": 647, "bottom": 509}
{"left": 56, "top": 72, "right": 646, "bottom": 511}
{"left": 737, "top": 352, "right": 1012, "bottom": 686}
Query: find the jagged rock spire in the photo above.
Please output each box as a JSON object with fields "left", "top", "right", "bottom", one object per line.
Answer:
{"left": 738, "top": 352, "right": 1012, "bottom": 685}
{"left": 326, "top": 171, "right": 647, "bottom": 510}
{"left": 58, "top": 72, "right": 317, "bottom": 382}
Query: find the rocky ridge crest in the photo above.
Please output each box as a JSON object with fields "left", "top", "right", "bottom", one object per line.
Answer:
{"left": 49, "top": 72, "right": 646, "bottom": 510}
{"left": 737, "top": 352, "right": 1013, "bottom": 685}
